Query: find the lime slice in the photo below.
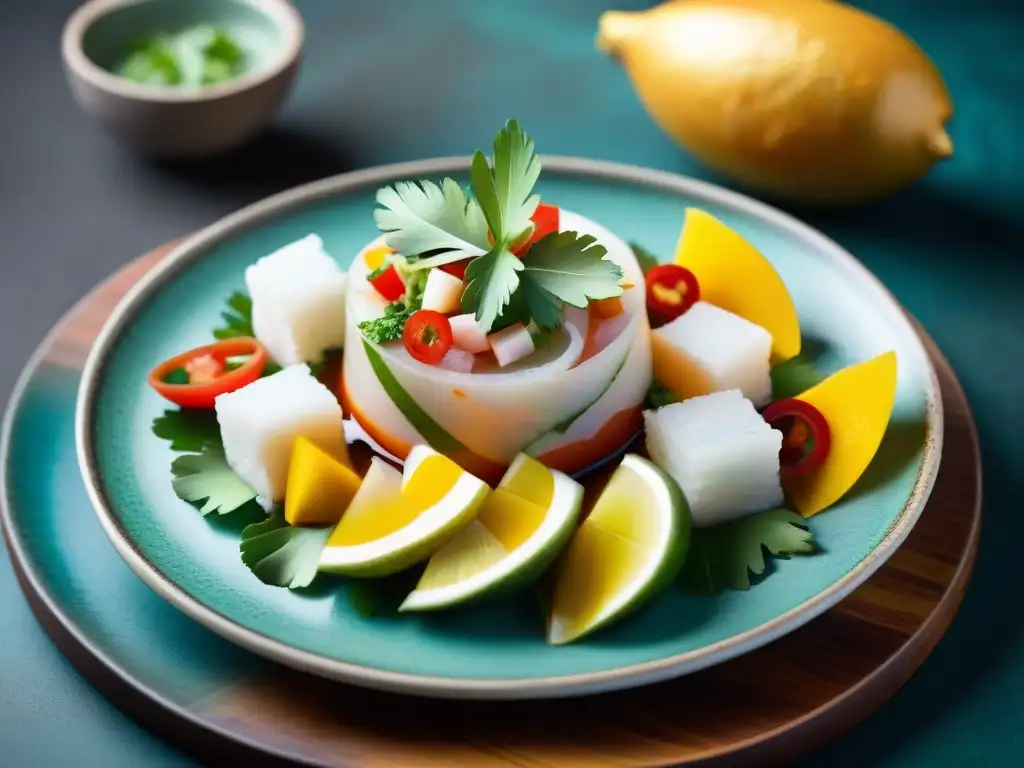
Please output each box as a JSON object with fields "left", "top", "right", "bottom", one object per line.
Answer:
{"left": 317, "top": 446, "right": 489, "bottom": 577}
{"left": 547, "top": 453, "right": 691, "bottom": 645}
{"left": 399, "top": 454, "right": 584, "bottom": 612}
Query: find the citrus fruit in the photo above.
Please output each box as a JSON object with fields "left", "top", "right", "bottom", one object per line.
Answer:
{"left": 547, "top": 453, "right": 691, "bottom": 645}
{"left": 317, "top": 446, "right": 489, "bottom": 577}
{"left": 400, "top": 454, "right": 584, "bottom": 612}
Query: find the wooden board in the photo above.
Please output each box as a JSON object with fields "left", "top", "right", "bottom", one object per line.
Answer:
{"left": 11, "top": 243, "right": 981, "bottom": 767}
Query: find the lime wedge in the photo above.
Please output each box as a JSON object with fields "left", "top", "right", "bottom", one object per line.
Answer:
{"left": 399, "top": 454, "right": 584, "bottom": 612}
{"left": 318, "top": 446, "right": 489, "bottom": 577}
{"left": 547, "top": 453, "right": 691, "bottom": 645}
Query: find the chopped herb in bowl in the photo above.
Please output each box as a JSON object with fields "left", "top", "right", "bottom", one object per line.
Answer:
{"left": 117, "top": 24, "right": 246, "bottom": 87}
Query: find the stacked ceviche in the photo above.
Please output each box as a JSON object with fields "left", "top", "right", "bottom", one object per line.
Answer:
{"left": 149, "top": 121, "right": 899, "bottom": 644}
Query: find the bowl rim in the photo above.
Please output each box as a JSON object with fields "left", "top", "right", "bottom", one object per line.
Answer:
{"left": 74, "top": 155, "right": 944, "bottom": 700}
{"left": 61, "top": 0, "right": 304, "bottom": 103}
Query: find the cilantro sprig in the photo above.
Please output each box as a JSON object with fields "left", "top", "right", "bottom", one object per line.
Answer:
{"left": 680, "top": 508, "right": 817, "bottom": 594}
{"left": 371, "top": 120, "right": 624, "bottom": 333}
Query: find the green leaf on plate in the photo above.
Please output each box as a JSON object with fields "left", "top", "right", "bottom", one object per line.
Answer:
{"left": 345, "top": 565, "right": 426, "bottom": 617}
{"left": 628, "top": 241, "right": 662, "bottom": 275}
{"left": 239, "top": 509, "right": 331, "bottom": 589}
{"left": 152, "top": 409, "right": 221, "bottom": 452}
{"left": 681, "top": 508, "right": 817, "bottom": 594}
{"left": 212, "top": 291, "right": 254, "bottom": 340}
{"left": 171, "top": 442, "right": 258, "bottom": 515}
{"left": 470, "top": 119, "right": 542, "bottom": 245}
{"left": 771, "top": 354, "right": 827, "bottom": 400}
{"left": 644, "top": 380, "right": 679, "bottom": 410}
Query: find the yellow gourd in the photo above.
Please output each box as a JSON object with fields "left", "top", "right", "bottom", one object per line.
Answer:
{"left": 597, "top": 0, "right": 953, "bottom": 204}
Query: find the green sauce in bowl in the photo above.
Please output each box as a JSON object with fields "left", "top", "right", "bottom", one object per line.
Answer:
{"left": 117, "top": 24, "right": 246, "bottom": 87}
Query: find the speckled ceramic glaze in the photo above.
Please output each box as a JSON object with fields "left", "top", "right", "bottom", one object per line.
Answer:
{"left": 74, "top": 158, "right": 941, "bottom": 699}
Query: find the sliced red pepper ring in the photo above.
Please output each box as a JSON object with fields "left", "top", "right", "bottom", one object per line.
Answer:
{"left": 148, "top": 337, "right": 268, "bottom": 410}
{"left": 762, "top": 398, "right": 831, "bottom": 477}
{"left": 369, "top": 264, "right": 406, "bottom": 302}
{"left": 645, "top": 264, "right": 700, "bottom": 324}
{"left": 403, "top": 309, "right": 453, "bottom": 365}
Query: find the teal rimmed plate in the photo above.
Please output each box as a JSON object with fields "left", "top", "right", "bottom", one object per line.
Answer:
{"left": 75, "top": 158, "right": 942, "bottom": 699}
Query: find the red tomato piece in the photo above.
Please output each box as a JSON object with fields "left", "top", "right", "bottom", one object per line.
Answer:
{"left": 369, "top": 264, "right": 406, "bottom": 302}
{"left": 403, "top": 310, "right": 454, "bottom": 365}
{"left": 645, "top": 264, "right": 700, "bottom": 323}
{"left": 512, "top": 203, "right": 561, "bottom": 257}
{"left": 148, "top": 338, "right": 268, "bottom": 409}
{"left": 761, "top": 398, "right": 832, "bottom": 477}
{"left": 440, "top": 260, "right": 469, "bottom": 280}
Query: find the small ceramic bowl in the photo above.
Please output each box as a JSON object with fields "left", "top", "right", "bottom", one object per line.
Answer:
{"left": 61, "top": 0, "right": 304, "bottom": 159}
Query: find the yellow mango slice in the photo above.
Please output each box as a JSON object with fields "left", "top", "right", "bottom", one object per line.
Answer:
{"left": 674, "top": 208, "right": 801, "bottom": 363}
{"left": 284, "top": 436, "right": 362, "bottom": 526}
{"left": 786, "top": 351, "right": 898, "bottom": 518}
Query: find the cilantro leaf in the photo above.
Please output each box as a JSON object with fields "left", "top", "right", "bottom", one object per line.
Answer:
{"left": 470, "top": 119, "right": 541, "bottom": 245}
{"left": 358, "top": 302, "right": 415, "bottom": 344}
{"left": 520, "top": 231, "right": 623, "bottom": 309}
{"left": 771, "top": 354, "right": 826, "bottom": 400}
{"left": 212, "top": 291, "right": 254, "bottom": 340}
{"left": 152, "top": 409, "right": 221, "bottom": 452}
{"left": 239, "top": 509, "right": 331, "bottom": 589}
{"left": 629, "top": 242, "right": 662, "bottom": 275}
{"left": 345, "top": 565, "right": 425, "bottom": 616}
{"left": 461, "top": 245, "right": 524, "bottom": 332}
{"left": 520, "top": 279, "right": 563, "bottom": 330}
{"left": 171, "top": 443, "right": 258, "bottom": 516}
{"left": 374, "top": 178, "right": 489, "bottom": 263}
{"left": 645, "top": 381, "right": 678, "bottom": 410}
{"left": 681, "top": 508, "right": 817, "bottom": 594}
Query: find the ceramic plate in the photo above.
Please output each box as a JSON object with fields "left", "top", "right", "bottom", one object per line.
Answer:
{"left": 75, "top": 158, "right": 941, "bottom": 699}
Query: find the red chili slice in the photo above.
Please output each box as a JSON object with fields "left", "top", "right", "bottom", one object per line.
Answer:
{"left": 762, "top": 398, "right": 831, "bottom": 477}
{"left": 369, "top": 264, "right": 406, "bottom": 302}
{"left": 149, "top": 337, "right": 268, "bottom": 409}
{"left": 645, "top": 264, "right": 700, "bottom": 323}
{"left": 403, "top": 310, "right": 453, "bottom": 365}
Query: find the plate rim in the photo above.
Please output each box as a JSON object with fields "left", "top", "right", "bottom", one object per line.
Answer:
{"left": 73, "top": 155, "right": 945, "bottom": 699}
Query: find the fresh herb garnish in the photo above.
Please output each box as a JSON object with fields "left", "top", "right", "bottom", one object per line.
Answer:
{"left": 373, "top": 120, "right": 624, "bottom": 333}
{"left": 346, "top": 566, "right": 426, "bottom": 616}
{"left": 645, "top": 380, "right": 679, "bottom": 410}
{"left": 152, "top": 408, "right": 221, "bottom": 452}
{"left": 117, "top": 25, "right": 245, "bottom": 87}
{"left": 680, "top": 508, "right": 817, "bottom": 594}
{"left": 213, "top": 292, "right": 254, "bottom": 340}
{"left": 239, "top": 509, "right": 332, "bottom": 589}
{"left": 461, "top": 245, "right": 524, "bottom": 332}
{"left": 171, "top": 442, "right": 259, "bottom": 515}
{"left": 374, "top": 179, "right": 490, "bottom": 267}
{"left": 358, "top": 302, "right": 416, "bottom": 344}
{"left": 520, "top": 230, "right": 623, "bottom": 312}
{"left": 470, "top": 120, "right": 542, "bottom": 247}
{"left": 629, "top": 242, "right": 662, "bottom": 275}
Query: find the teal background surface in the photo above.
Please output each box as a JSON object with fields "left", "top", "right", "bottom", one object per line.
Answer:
{"left": 1, "top": 0, "right": 1022, "bottom": 765}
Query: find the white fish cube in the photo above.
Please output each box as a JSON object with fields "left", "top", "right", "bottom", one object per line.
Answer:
{"left": 245, "top": 234, "right": 348, "bottom": 367}
{"left": 420, "top": 268, "right": 464, "bottom": 314}
{"left": 644, "top": 390, "right": 783, "bottom": 527}
{"left": 215, "top": 364, "right": 346, "bottom": 501}
{"left": 449, "top": 313, "right": 490, "bottom": 354}
{"left": 653, "top": 301, "right": 772, "bottom": 407}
